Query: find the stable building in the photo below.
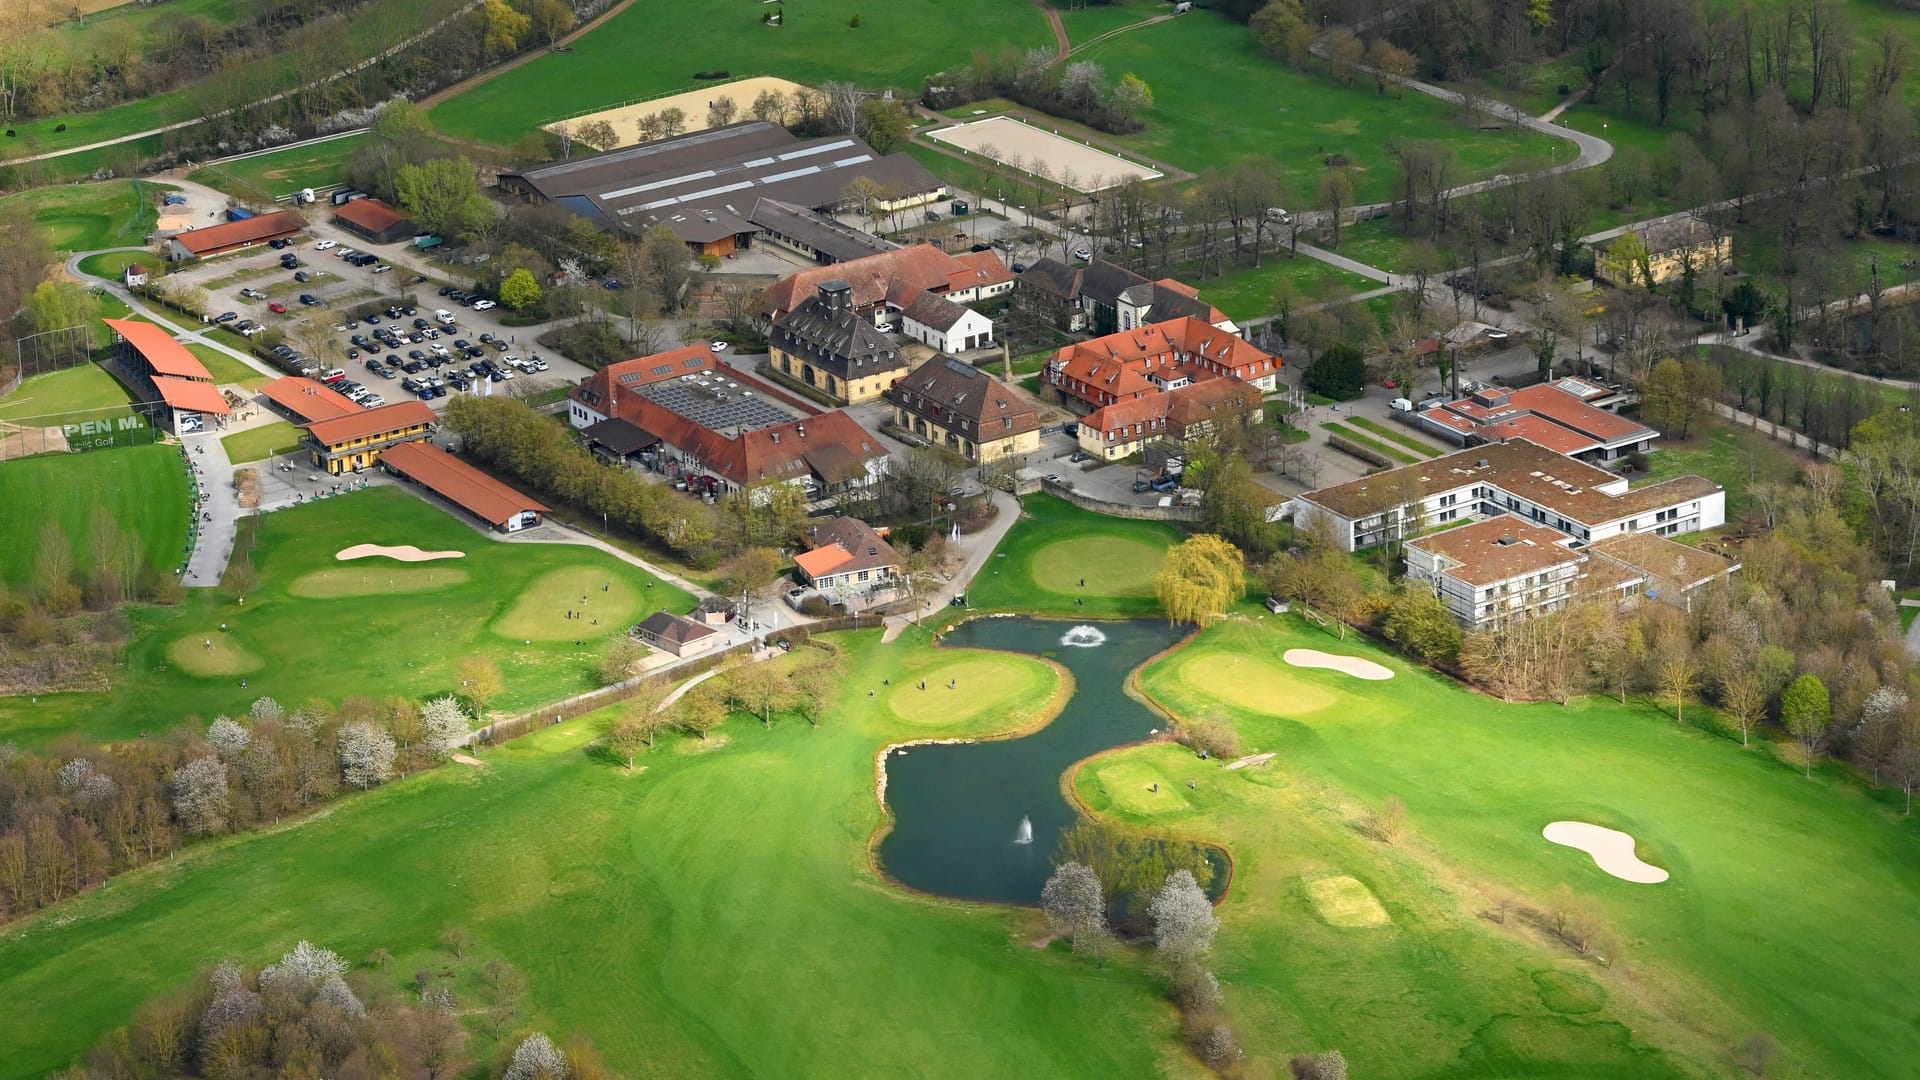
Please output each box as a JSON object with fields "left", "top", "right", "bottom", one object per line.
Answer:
{"left": 299, "top": 400, "right": 435, "bottom": 474}
{"left": 748, "top": 198, "right": 896, "bottom": 264}
{"left": 379, "top": 440, "right": 549, "bottom": 532}
{"left": 763, "top": 244, "right": 1014, "bottom": 320}
{"left": 165, "top": 210, "right": 303, "bottom": 260}
{"left": 497, "top": 121, "right": 944, "bottom": 257}
{"left": 332, "top": 198, "right": 414, "bottom": 245}
{"left": 769, "top": 280, "right": 909, "bottom": 405}
{"left": 891, "top": 354, "right": 1039, "bottom": 462}
{"left": 104, "top": 318, "right": 232, "bottom": 434}
{"left": 1017, "top": 258, "right": 1233, "bottom": 335}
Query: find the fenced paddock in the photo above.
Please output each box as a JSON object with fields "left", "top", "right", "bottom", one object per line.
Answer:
{"left": 925, "top": 116, "right": 1161, "bottom": 192}
{"left": 543, "top": 76, "right": 812, "bottom": 149}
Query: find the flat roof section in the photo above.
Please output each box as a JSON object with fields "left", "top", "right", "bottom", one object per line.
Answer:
{"left": 637, "top": 375, "right": 796, "bottom": 434}
{"left": 260, "top": 376, "right": 362, "bottom": 423}
{"left": 1407, "top": 515, "right": 1581, "bottom": 586}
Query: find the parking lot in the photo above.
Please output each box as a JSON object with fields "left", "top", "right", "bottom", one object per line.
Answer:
{"left": 162, "top": 222, "right": 601, "bottom": 412}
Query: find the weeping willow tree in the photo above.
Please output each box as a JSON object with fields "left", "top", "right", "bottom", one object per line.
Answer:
{"left": 1154, "top": 534, "right": 1245, "bottom": 625}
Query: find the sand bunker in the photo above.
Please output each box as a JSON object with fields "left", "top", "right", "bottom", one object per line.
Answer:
{"left": 335, "top": 544, "right": 465, "bottom": 563}
{"left": 546, "top": 77, "right": 813, "bottom": 150}
{"left": 1283, "top": 649, "right": 1394, "bottom": 681}
{"left": 926, "top": 116, "right": 1162, "bottom": 192}
{"left": 1543, "top": 821, "right": 1669, "bottom": 884}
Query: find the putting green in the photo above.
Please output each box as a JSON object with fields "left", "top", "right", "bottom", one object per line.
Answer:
{"left": 165, "top": 634, "right": 264, "bottom": 676}
{"left": 493, "top": 566, "right": 646, "bottom": 642}
{"left": 1094, "top": 759, "right": 1189, "bottom": 814}
{"left": 1175, "top": 652, "right": 1336, "bottom": 715}
{"left": 1304, "top": 875, "right": 1390, "bottom": 928}
{"left": 1029, "top": 536, "right": 1163, "bottom": 597}
{"left": 884, "top": 657, "right": 1055, "bottom": 727}
{"left": 287, "top": 565, "right": 471, "bottom": 598}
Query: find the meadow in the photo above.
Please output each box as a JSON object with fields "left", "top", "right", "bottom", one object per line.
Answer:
{"left": 188, "top": 134, "right": 368, "bottom": 202}
{"left": 1640, "top": 414, "right": 1812, "bottom": 524}
{"left": 219, "top": 420, "right": 303, "bottom": 463}
{"left": 1173, "top": 252, "right": 1377, "bottom": 323}
{"left": 0, "top": 487, "right": 694, "bottom": 746}
{"left": 428, "top": 0, "right": 1057, "bottom": 145}
{"left": 0, "top": 443, "right": 189, "bottom": 593}
{"left": 0, "top": 362, "right": 140, "bottom": 426}
{"left": 1071, "top": 12, "right": 1568, "bottom": 206}
{"left": 0, "top": 179, "right": 166, "bottom": 251}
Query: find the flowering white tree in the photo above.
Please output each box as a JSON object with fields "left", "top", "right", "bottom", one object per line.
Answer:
{"left": 207, "top": 716, "right": 252, "bottom": 761}
{"left": 1148, "top": 869, "right": 1218, "bottom": 968}
{"left": 503, "top": 1032, "right": 569, "bottom": 1080}
{"left": 249, "top": 696, "right": 284, "bottom": 724}
{"left": 259, "top": 940, "right": 351, "bottom": 992}
{"left": 314, "top": 974, "right": 366, "bottom": 1017}
{"left": 421, "top": 695, "right": 471, "bottom": 756}
{"left": 199, "top": 961, "right": 263, "bottom": 1053}
{"left": 57, "top": 757, "right": 96, "bottom": 791}
{"left": 1041, "top": 862, "right": 1110, "bottom": 961}
{"left": 171, "top": 756, "right": 230, "bottom": 836}
{"left": 338, "top": 722, "right": 397, "bottom": 789}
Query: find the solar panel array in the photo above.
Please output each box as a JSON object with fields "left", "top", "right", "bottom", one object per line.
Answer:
{"left": 640, "top": 377, "right": 793, "bottom": 433}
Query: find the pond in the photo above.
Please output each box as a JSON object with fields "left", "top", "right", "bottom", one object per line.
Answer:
{"left": 876, "top": 616, "right": 1194, "bottom": 904}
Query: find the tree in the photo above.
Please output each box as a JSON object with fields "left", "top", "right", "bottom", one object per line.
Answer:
{"left": 750, "top": 88, "right": 788, "bottom": 125}
{"left": 1719, "top": 670, "right": 1767, "bottom": 748}
{"left": 1319, "top": 168, "right": 1353, "bottom": 248}
{"left": 1363, "top": 795, "right": 1408, "bottom": 843}
{"left": 26, "top": 279, "right": 93, "bottom": 334}
{"left": 395, "top": 157, "right": 489, "bottom": 240}
{"left": 1655, "top": 643, "right": 1700, "bottom": 724}
{"left": 858, "top": 96, "right": 910, "bottom": 153}
{"left": 421, "top": 695, "right": 471, "bottom": 756}
{"left": 606, "top": 715, "right": 654, "bottom": 771}
{"left": 170, "top": 756, "right": 229, "bottom": 836}
{"left": 1302, "top": 343, "right": 1365, "bottom": 399}
{"left": 1148, "top": 869, "right": 1217, "bottom": 968}
{"left": 481, "top": 0, "right": 530, "bottom": 57}
{"left": 675, "top": 681, "right": 728, "bottom": 740}
{"left": 206, "top": 717, "right": 251, "bottom": 762}
{"left": 1041, "top": 862, "right": 1111, "bottom": 963}
{"left": 728, "top": 661, "right": 795, "bottom": 729}
{"left": 1293, "top": 1050, "right": 1350, "bottom": 1080}
{"left": 707, "top": 96, "right": 739, "bottom": 130}
{"left": 338, "top": 722, "right": 397, "bottom": 789}
{"left": 1641, "top": 357, "right": 1690, "bottom": 436}
{"left": 1737, "top": 1031, "right": 1779, "bottom": 1078}
{"left": 457, "top": 655, "right": 505, "bottom": 716}
{"left": 573, "top": 118, "right": 618, "bottom": 151}
{"left": 441, "top": 925, "right": 472, "bottom": 958}
{"left": 500, "top": 268, "right": 544, "bottom": 311}
{"left": 1782, "top": 674, "right": 1832, "bottom": 777}
{"left": 1383, "top": 590, "right": 1462, "bottom": 664}
{"left": 1109, "top": 73, "right": 1153, "bottom": 128}
{"left": 1155, "top": 534, "right": 1244, "bottom": 625}
{"left": 530, "top": 0, "right": 576, "bottom": 44}
{"left": 503, "top": 1032, "right": 566, "bottom": 1080}
{"left": 720, "top": 547, "right": 785, "bottom": 626}
{"left": 597, "top": 635, "right": 645, "bottom": 684}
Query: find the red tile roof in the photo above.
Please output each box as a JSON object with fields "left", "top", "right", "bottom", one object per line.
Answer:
{"left": 1046, "top": 316, "right": 1277, "bottom": 409}
{"left": 332, "top": 198, "right": 410, "bottom": 233}
{"left": 300, "top": 400, "right": 436, "bottom": 446}
{"left": 571, "top": 345, "right": 720, "bottom": 415}
{"left": 106, "top": 319, "right": 210, "bottom": 380}
{"left": 151, "top": 376, "right": 231, "bottom": 414}
{"left": 171, "top": 210, "right": 303, "bottom": 255}
{"left": 947, "top": 250, "right": 1015, "bottom": 292}
{"left": 619, "top": 395, "right": 885, "bottom": 488}
{"left": 260, "top": 376, "right": 362, "bottom": 423}
{"left": 1081, "top": 377, "right": 1259, "bottom": 440}
{"left": 379, "top": 440, "right": 549, "bottom": 526}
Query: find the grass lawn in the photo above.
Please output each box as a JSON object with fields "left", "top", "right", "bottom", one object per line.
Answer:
{"left": 1057, "top": 0, "right": 1164, "bottom": 47}
{"left": 185, "top": 344, "right": 271, "bottom": 389}
{"left": 1346, "top": 415, "right": 1443, "bottom": 456}
{"left": 1177, "top": 254, "right": 1376, "bottom": 322}
{"left": 188, "top": 134, "right": 366, "bottom": 202}
{"left": 1323, "top": 421, "right": 1422, "bottom": 465}
{"left": 0, "top": 632, "right": 1184, "bottom": 1080}
{"left": 1640, "top": 417, "right": 1809, "bottom": 524}
{"left": 1733, "top": 222, "right": 1920, "bottom": 299}
{"left": 0, "top": 179, "right": 165, "bottom": 252}
{"left": 0, "top": 487, "right": 695, "bottom": 746}
{"left": 1115, "top": 613, "right": 1920, "bottom": 1078}
{"left": 220, "top": 420, "right": 303, "bottom": 463}
{"left": 74, "top": 250, "right": 150, "bottom": 280}
{"left": 965, "top": 493, "right": 1183, "bottom": 616}
{"left": 1071, "top": 12, "right": 1568, "bottom": 204}
{"left": 0, "top": 363, "right": 138, "bottom": 425}
{"left": 429, "top": 0, "right": 1055, "bottom": 145}
{"left": 0, "top": 444, "right": 190, "bottom": 593}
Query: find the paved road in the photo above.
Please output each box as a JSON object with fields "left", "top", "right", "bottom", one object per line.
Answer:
{"left": 182, "top": 437, "right": 241, "bottom": 586}
{"left": 883, "top": 487, "right": 1023, "bottom": 642}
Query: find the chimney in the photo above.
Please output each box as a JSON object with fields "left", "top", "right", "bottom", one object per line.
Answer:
{"left": 1476, "top": 458, "right": 1489, "bottom": 468}
{"left": 818, "top": 279, "right": 853, "bottom": 311}
{"left": 796, "top": 423, "right": 806, "bottom": 437}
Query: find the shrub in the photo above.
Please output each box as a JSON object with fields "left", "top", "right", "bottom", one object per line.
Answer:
{"left": 1169, "top": 964, "right": 1222, "bottom": 1010}
{"left": 1173, "top": 709, "right": 1241, "bottom": 759}
{"left": 1303, "top": 344, "right": 1366, "bottom": 400}
{"left": 849, "top": 13, "right": 861, "bottom": 27}
{"left": 1363, "top": 794, "right": 1407, "bottom": 843}
{"left": 798, "top": 596, "right": 839, "bottom": 618}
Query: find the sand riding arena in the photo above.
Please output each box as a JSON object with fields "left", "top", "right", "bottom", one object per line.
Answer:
{"left": 545, "top": 77, "right": 814, "bottom": 150}
{"left": 925, "top": 116, "right": 1162, "bottom": 192}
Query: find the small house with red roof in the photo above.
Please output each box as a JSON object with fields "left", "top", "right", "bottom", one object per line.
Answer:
{"left": 793, "top": 517, "right": 900, "bottom": 596}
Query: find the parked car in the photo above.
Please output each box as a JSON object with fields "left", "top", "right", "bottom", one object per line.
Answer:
{"left": 314, "top": 240, "right": 338, "bottom": 251}
{"left": 373, "top": 264, "right": 393, "bottom": 274}
{"left": 709, "top": 340, "right": 728, "bottom": 351}
{"left": 268, "top": 301, "right": 287, "bottom": 313}
{"left": 298, "top": 293, "right": 318, "bottom": 306}
{"left": 471, "top": 299, "right": 495, "bottom": 310}
{"left": 240, "top": 287, "right": 265, "bottom": 299}
{"left": 321, "top": 368, "right": 346, "bottom": 383}
{"left": 362, "top": 394, "right": 386, "bottom": 407}
{"left": 293, "top": 270, "right": 311, "bottom": 283}
{"left": 216, "top": 311, "right": 239, "bottom": 323}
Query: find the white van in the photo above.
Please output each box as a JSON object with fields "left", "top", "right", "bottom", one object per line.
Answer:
{"left": 1390, "top": 397, "right": 1414, "bottom": 413}
{"left": 1265, "top": 207, "right": 1291, "bottom": 224}
{"left": 435, "top": 309, "right": 456, "bottom": 325}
